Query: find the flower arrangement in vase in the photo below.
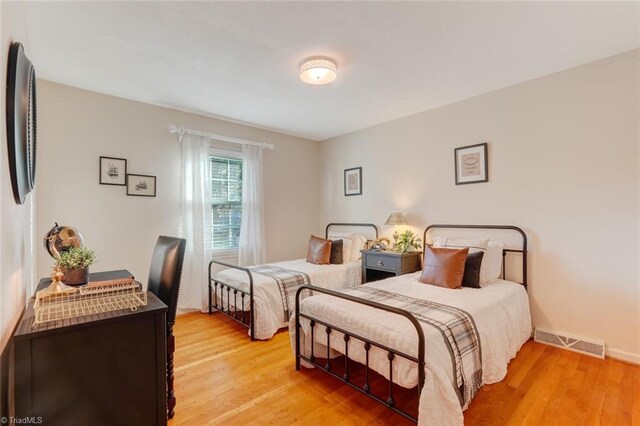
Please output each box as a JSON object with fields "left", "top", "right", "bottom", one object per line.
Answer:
{"left": 394, "top": 230, "right": 422, "bottom": 254}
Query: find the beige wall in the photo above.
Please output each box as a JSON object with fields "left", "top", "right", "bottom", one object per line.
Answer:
{"left": 0, "top": 1, "right": 36, "bottom": 352}
{"left": 319, "top": 50, "right": 640, "bottom": 362}
{"left": 36, "top": 81, "right": 319, "bottom": 286}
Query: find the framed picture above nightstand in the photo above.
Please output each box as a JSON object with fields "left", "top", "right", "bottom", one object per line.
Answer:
{"left": 344, "top": 167, "right": 362, "bottom": 196}
{"left": 454, "top": 142, "right": 488, "bottom": 185}
{"left": 361, "top": 249, "right": 422, "bottom": 283}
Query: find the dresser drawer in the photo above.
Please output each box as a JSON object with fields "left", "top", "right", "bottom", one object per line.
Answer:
{"left": 365, "top": 254, "right": 397, "bottom": 272}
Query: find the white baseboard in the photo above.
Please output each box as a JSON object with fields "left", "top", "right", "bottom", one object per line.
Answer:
{"left": 606, "top": 347, "right": 640, "bottom": 365}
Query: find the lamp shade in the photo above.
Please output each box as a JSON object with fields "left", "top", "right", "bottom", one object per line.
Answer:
{"left": 384, "top": 212, "right": 408, "bottom": 226}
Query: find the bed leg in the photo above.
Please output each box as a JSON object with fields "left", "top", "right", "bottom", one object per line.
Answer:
{"left": 295, "top": 319, "right": 301, "bottom": 371}
{"left": 295, "top": 287, "right": 302, "bottom": 370}
{"left": 249, "top": 272, "right": 255, "bottom": 340}
{"left": 294, "top": 319, "right": 300, "bottom": 371}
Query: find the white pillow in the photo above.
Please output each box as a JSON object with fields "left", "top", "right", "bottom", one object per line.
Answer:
{"left": 485, "top": 241, "right": 505, "bottom": 283}
{"left": 433, "top": 237, "right": 489, "bottom": 284}
{"left": 350, "top": 234, "right": 368, "bottom": 261}
{"left": 327, "top": 231, "right": 355, "bottom": 263}
{"left": 329, "top": 232, "right": 369, "bottom": 262}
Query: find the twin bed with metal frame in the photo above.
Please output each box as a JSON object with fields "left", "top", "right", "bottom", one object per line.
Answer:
{"left": 292, "top": 224, "right": 530, "bottom": 424}
{"left": 208, "top": 223, "right": 379, "bottom": 340}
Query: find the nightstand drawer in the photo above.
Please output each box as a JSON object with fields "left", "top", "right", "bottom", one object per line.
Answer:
{"left": 365, "top": 254, "right": 397, "bottom": 272}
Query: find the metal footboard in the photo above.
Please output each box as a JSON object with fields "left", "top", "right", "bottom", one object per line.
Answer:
{"left": 206, "top": 223, "right": 378, "bottom": 342}
{"left": 208, "top": 260, "right": 255, "bottom": 340}
{"left": 294, "top": 285, "right": 426, "bottom": 423}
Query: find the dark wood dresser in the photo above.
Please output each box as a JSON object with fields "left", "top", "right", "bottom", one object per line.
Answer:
{"left": 8, "top": 271, "right": 168, "bottom": 426}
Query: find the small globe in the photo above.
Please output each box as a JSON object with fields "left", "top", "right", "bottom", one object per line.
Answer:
{"left": 43, "top": 223, "right": 84, "bottom": 259}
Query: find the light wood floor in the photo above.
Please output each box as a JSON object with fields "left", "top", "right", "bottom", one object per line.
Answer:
{"left": 169, "top": 312, "right": 640, "bottom": 426}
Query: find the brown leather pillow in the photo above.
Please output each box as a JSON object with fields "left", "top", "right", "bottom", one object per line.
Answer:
{"left": 419, "top": 245, "right": 469, "bottom": 289}
{"left": 306, "top": 235, "right": 332, "bottom": 265}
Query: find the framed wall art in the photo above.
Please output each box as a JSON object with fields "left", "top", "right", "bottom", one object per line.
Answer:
{"left": 344, "top": 167, "right": 362, "bottom": 196}
{"left": 127, "top": 174, "right": 156, "bottom": 197}
{"left": 99, "top": 156, "right": 127, "bottom": 186}
{"left": 454, "top": 143, "right": 488, "bottom": 185}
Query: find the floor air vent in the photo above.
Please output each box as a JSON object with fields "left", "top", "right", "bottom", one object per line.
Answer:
{"left": 534, "top": 328, "right": 605, "bottom": 359}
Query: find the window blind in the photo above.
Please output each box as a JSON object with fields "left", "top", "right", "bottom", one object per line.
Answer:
{"left": 210, "top": 156, "right": 243, "bottom": 249}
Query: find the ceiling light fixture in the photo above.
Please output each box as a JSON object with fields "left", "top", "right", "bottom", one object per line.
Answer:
{"left": 299, "top": 57, "right": 337, "bottom": 85}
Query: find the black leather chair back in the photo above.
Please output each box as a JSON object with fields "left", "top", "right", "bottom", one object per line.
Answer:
{"left": 147, "top": 236, "right": 186, "bottom": 325}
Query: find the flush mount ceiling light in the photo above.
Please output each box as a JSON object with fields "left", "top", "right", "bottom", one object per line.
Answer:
{"left": 299, "top": 57, "right": 337, "bottom": 85}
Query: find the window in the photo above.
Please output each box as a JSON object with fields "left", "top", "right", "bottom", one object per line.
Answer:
{"left": 210, "top": 155, "right": 243, "bottom": 250}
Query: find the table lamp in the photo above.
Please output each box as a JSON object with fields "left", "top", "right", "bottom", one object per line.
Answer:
{"left": 385, "top": 212, "right": 408, "bottom": 243}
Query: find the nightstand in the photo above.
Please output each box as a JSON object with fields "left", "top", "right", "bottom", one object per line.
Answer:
{"left": 361, "top": 249, "right": 422, "bottom": 283}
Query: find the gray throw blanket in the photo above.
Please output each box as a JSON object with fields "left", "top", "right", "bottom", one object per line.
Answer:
{"left": 250, "top": 265, "right": 311, "bottom": 322}
{"left": 340, "top": 286, "right": 483, "bottom": 407}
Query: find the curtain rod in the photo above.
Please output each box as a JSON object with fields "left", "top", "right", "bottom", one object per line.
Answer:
{"left": 168, "top": 125, "right": 275, "bottom": 151}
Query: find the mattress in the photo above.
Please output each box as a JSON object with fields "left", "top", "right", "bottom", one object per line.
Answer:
{"left": 290, "top": 272, "right": 532, "bottom": 426}
{"left": 214, "top": 258, "right": 361, "bottom": 340}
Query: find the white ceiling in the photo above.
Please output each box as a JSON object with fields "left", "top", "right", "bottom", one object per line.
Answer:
{"left": 24, "top": 1, "right": 640, "bottom": 141}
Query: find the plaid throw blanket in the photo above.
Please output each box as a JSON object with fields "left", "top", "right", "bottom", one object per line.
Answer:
{"left": 250, "top": 265, "right": 311, "bottom": 322}
{"left": 340, "top": 286, "right": 483, "bottom": 407}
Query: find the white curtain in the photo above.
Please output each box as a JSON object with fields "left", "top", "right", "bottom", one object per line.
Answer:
{"left": 238, "top": 144, "right": 266, "bottom": 266}
{"left": 179, "top": 134, "right": 212, "bottom": 311}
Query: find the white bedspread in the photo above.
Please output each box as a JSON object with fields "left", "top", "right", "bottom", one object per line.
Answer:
{"left": 214, "top": 259, "right": 361, "bottom": 340}
{"left": 290, "top": 273, "right": 531, "bottom": 426}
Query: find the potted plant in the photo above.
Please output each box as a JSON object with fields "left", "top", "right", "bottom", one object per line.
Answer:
{"left": 58, "top": 246, "right": 96, "bottom": 285}
{"left": 394, "top": 230, "right": 423, "bottom": 254}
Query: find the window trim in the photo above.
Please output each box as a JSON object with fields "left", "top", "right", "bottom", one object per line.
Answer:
{"left": 210, "top": 147, "right": 242, "bottom": 160}
{"left": 212, "top": 247, "right": 240, "bottom": 258}
{"left": 210, "top": 148, "right": 243, "bottom": 254}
